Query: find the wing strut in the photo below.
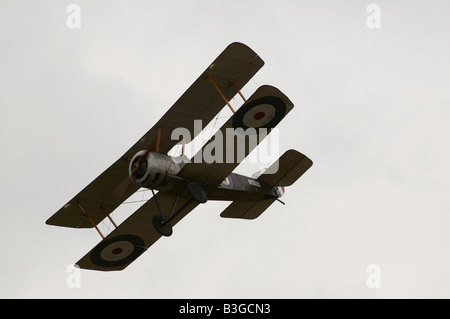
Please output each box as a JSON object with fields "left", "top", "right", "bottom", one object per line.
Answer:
{"left": 207, "top": 76, "right": 248, "bottom": 112}
{"left": 101, "top": 206, "right": 118, "bottom": 228}
{"left": 207, "top": 75, "right": 236, "bottom": 114}
{"left": 155, "top": 126, "right": 161, "bottom": 152}
{"left": 77, "top": 201, "right": 105, "bottom": 239}
{"left": 231, "top": 81, "right": 247, "bottom": 102}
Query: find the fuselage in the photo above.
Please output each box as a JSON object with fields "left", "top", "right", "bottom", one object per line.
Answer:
{"left": 129, "top": 150, "right": 282, "bottom": 202}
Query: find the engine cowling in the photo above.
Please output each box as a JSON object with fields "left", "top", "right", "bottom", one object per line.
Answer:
{"left": 129, "top": 151, "right": 182, "bottom": 188}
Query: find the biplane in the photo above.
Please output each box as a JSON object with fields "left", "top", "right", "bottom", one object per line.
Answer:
{"left": 46, "top": 43, "right": 313, "bottom": 271}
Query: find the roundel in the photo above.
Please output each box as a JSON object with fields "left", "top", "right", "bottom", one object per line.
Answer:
{"left": 275, "top": 186, "right": 285, "bottom": 197}
{"left": 220, "top": 176, "right": 233, "bottom": 189}
{"left": 232, "top": 96, "right": 287, "bottom": 130}
{"left": 90, "top": 234, "right": 146, "bottom": 268}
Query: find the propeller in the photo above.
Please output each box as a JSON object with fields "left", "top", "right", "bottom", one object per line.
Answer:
{"left": 112, "top": 127, "right": 161, "bottom": 202}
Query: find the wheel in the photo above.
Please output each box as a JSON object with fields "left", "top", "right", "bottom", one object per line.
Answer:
{"left": 187, "top": 182, "right": 208, "bottom": 203}
{"left": 152, "top": 215, "right": 173, "bottom": 237}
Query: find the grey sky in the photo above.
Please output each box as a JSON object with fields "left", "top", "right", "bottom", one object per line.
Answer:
{"left": 1, "top": 0, "right": 450, "bottom": 298}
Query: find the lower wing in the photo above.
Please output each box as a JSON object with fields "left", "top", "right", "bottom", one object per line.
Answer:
{"left": 76, "top": 191, "right": 199, "bottom": 271}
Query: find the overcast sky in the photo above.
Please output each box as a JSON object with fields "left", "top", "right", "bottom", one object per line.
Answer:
{"left": 1, "top": 0, "right": 450, "bottom": 298}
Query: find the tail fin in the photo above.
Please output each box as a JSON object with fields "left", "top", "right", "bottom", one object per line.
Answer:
{"left": 257, "top": 149, "right": 312, "bottom": 187}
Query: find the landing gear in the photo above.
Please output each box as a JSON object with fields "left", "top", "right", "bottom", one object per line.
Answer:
{"left": 152, "top": 215, "right": 173, "bottom": 237}
{"left": 187, "top": 181, "right": 208, "bottom": 204}
{"left": 152, "top": 181, "right": 208, "bottom": 237}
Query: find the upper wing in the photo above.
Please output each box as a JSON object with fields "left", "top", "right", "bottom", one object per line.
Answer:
{"left": 46, "top": 42, "right": 264, "bottom": 229}
{"left": 76, "top": 192, "right": 199, "bottom": 271}
{"left": 177, "top": 85, "right": 294, "bottom": 187}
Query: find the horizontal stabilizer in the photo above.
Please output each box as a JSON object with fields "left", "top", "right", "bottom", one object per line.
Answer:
{"left": 220, "top": 198, "right": 276, "bottom": 220}
{"left": 257, "top": 149, "right": 312, "bottom": 187}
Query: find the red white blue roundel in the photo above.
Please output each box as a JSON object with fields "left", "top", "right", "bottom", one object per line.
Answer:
{"left": 275, "top": 186, "right": 285, "bottom": 197}
{"left": 90, "top": 234, "right": 145, "bottom": 268}
{"left": 220, "top": 176, "right": 233, "bottom": 189}
{"left": 233, "top": 96, "right": 287, "bottom": 130}
{"left": 100, "top": 240, "right": 135, "bottom": 262}
{"left": 242, "top": 103, "right": 276, "bottom": 128}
